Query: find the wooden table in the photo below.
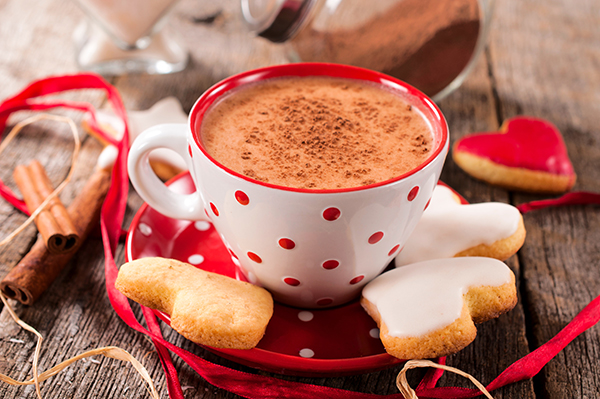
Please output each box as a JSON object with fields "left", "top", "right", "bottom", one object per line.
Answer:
{"left": 1, "top": 0, "right": 599, "bottom": 397}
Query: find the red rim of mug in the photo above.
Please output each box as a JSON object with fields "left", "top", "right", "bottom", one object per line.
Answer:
{"left": 190, "top": 62, "right": 449, "bottom": 194}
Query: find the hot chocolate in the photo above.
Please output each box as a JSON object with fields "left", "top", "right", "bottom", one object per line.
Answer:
{"left": 201, "top": 76, "right": 433, "bottom": 190}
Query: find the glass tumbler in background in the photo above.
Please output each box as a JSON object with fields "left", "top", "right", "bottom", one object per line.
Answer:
{"left": 241, "top": 0, "right": 494, "bottom": 101}
{"left": 73, "top": 0, "right": 188, "bottom": 75}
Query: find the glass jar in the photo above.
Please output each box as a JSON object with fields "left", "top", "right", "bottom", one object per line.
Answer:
{"left": 73, "top": 0, "right": 188, "bottom": 75}
{"left": 242, "top": 0, "right": 494, "bottom": 101}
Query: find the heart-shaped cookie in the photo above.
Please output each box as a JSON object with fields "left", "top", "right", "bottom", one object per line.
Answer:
{"left": 453, "top": 116, "right": 576, "bottom": 193}
{"left": 395, "top": 185, "right": 525, "bottom": 266}
{"left": 116, "top": 257, "right": 273, "bottom": 349}
{"left": 362, "top": 257, "right": 517, "bottom": 359}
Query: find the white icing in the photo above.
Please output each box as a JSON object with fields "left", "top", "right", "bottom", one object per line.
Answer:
{"left": 362, "top": 257, "right": 513, "bottom": 337}
{"left": 395, "top": 185, "right": 520, "bottom": 266}
{"left": 88, "top": 97, "right": 188, "bottom": 171}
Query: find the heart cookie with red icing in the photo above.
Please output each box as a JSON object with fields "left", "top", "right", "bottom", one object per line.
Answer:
{"left": 453, "top": 117, "right": 576, "bottom": 193}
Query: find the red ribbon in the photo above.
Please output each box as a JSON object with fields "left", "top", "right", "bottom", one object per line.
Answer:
{"left": 517, "top": 191, "right": 600, "bottom": 213}
{"left": 415, "top": 293, "right": 600, "bottom": 398}
{"left": 0, "top": 74, "right": 122, "bottom": 214}
{"left": 2, "top": 74, "right": 600, "bottom": 399}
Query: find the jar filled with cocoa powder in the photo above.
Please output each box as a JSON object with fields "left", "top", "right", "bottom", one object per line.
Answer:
{"left": 241, "top": 0, "right": 494, "bottom": 101}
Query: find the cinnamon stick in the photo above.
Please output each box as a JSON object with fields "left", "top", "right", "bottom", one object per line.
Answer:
{"left": 1, "top": 166, "right": 112, "bottom": 305}
{"left": 13, "top": 160, "right": 79, "bottom": 254}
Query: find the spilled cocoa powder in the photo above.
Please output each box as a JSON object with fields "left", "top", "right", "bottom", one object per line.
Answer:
{"left": 201, "top": 77, "right": 433, "bottom": 190}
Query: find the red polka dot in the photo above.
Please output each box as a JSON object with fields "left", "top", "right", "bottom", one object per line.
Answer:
{"left": 388, "top": 244, "right": 401, "bottom": 256}
{"left": 424, "top": 198, "right": 432, "bottom": 210}
{"left": 368, "top": 231, "right": 384, "bottom": 244}
{"left": 322, "top": 207, "right": 341, "bottom": 221}
{"left": 235, "top": 190, "right": 249, "bottom": 205}
{"left": 247, "top": 252, "right": 262, "bottom": 263}
{"left": 278, "top": 238, "right": 296, "bottom": 249}
{"left": 204, "top": 208, "right": 210, "bottom": 218}
{"left": 408, "top": 186, "right": 419, "bottom": 201}
{"left": 284, "top": 277, "right": 300, "bottom": 286}
{"left": 349, "top": 275, "right": 365, "bottom": 285}
{"left": 228, "top": 249, "right": 239, "bottom": 259}
{"left": 188, "top": 144, "right": 193, "bottom": 158}
{"left": 317, "top": 298, "right": 333, "bottom": 306}
{"left": 210, "top": 202, "right": 219, "bottom": 216}
{"left": 322, "top": 260, "right": 340, "bottom": 270}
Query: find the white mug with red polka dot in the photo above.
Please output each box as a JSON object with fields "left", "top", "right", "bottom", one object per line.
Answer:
{"left": 128, "top": 63, "right": 449, "bottom": 308}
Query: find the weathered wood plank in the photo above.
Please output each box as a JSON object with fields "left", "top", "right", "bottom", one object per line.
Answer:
{"left": 483, "top": 0, "right": 600, "bottom": 397}
{"left": 434, "top": 52, "right": 534, "bottom": 398}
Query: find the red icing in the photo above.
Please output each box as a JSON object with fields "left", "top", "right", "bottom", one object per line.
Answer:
{"left": 455, "top": 117, "right": 575, "bottom": 176}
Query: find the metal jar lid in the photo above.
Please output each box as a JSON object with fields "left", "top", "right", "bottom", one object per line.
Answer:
{"left": 241, "top": 0, "right": 316, "bottom": 43}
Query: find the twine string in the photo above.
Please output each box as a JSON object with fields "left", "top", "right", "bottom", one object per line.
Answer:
{"left": 0, "top": 114, "right": 81, "bottom": 247}
{"left": 0, "top": 290, "right": 159, "bottom": 399}
{"left": 397, "top": 360, "right": 494, "bottom": 399}
{"left": 0, "top": 287, "right": 43, "bottom": 396}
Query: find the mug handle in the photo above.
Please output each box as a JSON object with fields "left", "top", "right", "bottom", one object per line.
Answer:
{"left": 128, "top": 123, "right": 207, "bottom": 221}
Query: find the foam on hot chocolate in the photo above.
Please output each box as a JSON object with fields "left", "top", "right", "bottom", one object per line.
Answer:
{"left": 201, "top": 76, "right": 433, "bottom": 190}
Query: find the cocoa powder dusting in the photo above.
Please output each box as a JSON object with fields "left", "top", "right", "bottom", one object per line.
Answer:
{"left": 201, "top": 77, "right": 433, "bottom": 190}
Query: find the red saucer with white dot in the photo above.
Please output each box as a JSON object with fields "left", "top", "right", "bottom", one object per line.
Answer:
{"left": 126, "top": 173, "right": 403, "bottom": 376}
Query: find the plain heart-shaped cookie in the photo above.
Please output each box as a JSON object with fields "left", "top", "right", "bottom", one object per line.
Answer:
{"left": 116, "top": 257, "right": 273, "bottom": 349}
{"left": 453, "top": 116, "right": 576, "bottom": 193}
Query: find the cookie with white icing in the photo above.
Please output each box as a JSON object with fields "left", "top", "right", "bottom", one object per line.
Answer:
{"left": 82, "top": 97, "right": 188, "bottom": 180}
{"left": 395, "top": 185, "right": 525, "bottom": 267}
{"left": 361, "top": 257, "right": 517, "bottom": 359}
